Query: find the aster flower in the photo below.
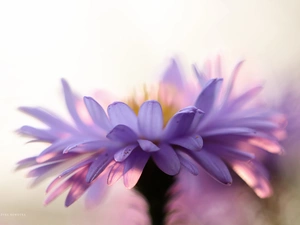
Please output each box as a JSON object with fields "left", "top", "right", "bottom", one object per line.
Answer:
{"left": 17, "top": 56, "right": 286, "bottom": 225}
{"left": 17, "top": 78, "right": 205, "bottom": 207}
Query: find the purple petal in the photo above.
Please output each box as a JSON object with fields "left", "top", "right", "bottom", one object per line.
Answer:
{"left": 177, "top": 153, "right": 198, "bottom": 175}
{"left": 114, "top": 144, "right": 138, "bottom": 162}
{"left": 194, "top": 78, "right": 223, "bottom": 113}
{"left": 138, "top": 100, "right": 163, "bottom": 140}
{"left": 201, "top": 127, "right": 256, "bottom": 137}
{"left": 65, "top": 170, "right": 90, "bottom": 207}
{"left": 221, "top": 60, "right": 244, "bottom": 104}
{"left": 86, "top": 152, "right": 114, "bottom": 183}
{"left": 228, "top": 85, "right": 263, "bottom": 110}
{"left": 57, "top": 158, "right": 93, "bottom": 179}
{"left": 163, "top": 107, "right": 198, "bottom": 140}
{"left": 61, "top": 79, "right": 86, "bottom": 129}
{"left": 193, "top": 64, "right": 209, "bottom": 88}
{"left": 190, "top": 150, "right": 232, "bottom": 185}
{"left": 107, "top": 102, "right": 138, "bottom": 133}
{"left": 152, "top": 144, "right": 180, "bottom": 175}
{"left": 205, "top": 143, "right": 255, "bottom": 162}
{"left": 37, "top": 138, "right": 83, "bottom": 162}
{"left": 106, "top": 124, "right": 137, "bottom": 143}
{"left": 170, "top": 135, "right": 203, "bottom": 151}
{"left": 44, "top": 176, "right": 73, "bottom": 205}
{"left": 107, "top": 162, "right": 125, "bottom": 185}
{"left": 161, "top": 58, "right": 184, "bottom": 90}
{"left": 123, "top": 150, "right": 150, "bottom": 188}
{"left": 137, "top": 139, "right": 160, "bottom": 152}
{"left": 27, "top": 162, "right": 61, "bottom": 177}
{"left": 15, "top": 157, "right": 38, "bottom": 170}
{"left": 18, "top": 126, "right": 56, "bottom": 142}
{"left": 232, "top": 161, "right": 272, "bottom": 198}
{"left": 19, "top": 107, "right": 76, "bottom": 133}
{"left": 85, "top": 175, "right": 108, "bottom": 209}
{"left": 84, "top": 97, "right": 112, "bottom": 131}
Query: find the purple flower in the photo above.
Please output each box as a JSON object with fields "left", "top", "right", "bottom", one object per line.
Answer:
{"left": 161, "top": 56, "right": 285, "bottom": 197}
{"left": 17, "top": 78, "right": 205, "bottom": 206}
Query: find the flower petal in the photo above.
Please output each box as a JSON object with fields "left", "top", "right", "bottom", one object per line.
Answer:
{"left": 194, "top": 78, "right": 223, "bottom": 113}
{"left": 65, "top": 169, "right": 90, "bottom": 207}
{"left": 107, "top": 162, "right": 125, "bottom": 186}
{"left": 190, "top": 150, "right": 232, "bottom": 185}
{"left": 106, "top": 124, "right": 137, "bottom": 143}
{"left": 232, "top": 161, "right": 272, "bottom": 198}
{"left": 170, "top": 135, "right": 203, "bottom": 151}
{"left": 161, "top": 58, "right": 184, "bottom": 90}
{"left": 107, "top": 102, "right": 138, "bottom": 132}
{"left": 177, "top": 153, "right": 198, "bottom": 175}
{"left": 19, "top": 106, "right": 76, "bottom": 134}
{"left": 86, "top": 152, "right": 114, "bottom": 183}
{"left": 18, "top": 126, "right": 56, "bottom": 142}
{"left": 61, "top": 79, "right": 86, "bottom": 129}
{"left": 152, "top": 144, "right": 180, "bottom": 175}
{"left": 163, "top": 107, "right": 198, "bottom": 140}
{"left": 114, "top": 144, "right": 138, "bottom": 162}
{"left": 138, "top": 100, "right": 163, "bottom": 139}
{"left": 84, "top": 96, "right": 112, "bottom": 131}
{"left": 201, "top": 127, "right": 256, "bottom": 137}
{"left": 123, "top": 150, "right": 150, "bottom": 188}
{"left": 137, "top": 139, "right": 160, "bottom": 152}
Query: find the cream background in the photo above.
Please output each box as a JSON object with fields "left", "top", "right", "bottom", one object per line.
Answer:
{"left": 0, "top": 0, "right": 299, "bottom": 224}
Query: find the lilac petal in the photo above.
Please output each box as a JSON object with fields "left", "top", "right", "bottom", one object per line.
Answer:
{"left": 162, "top": 58, "right": 184, "bottom": 90}
{"left": 37, "top": 138, "right": 81, "bottom": 163}
{"left": 163, "top": 107, "right": 198, "bottom": 140}
{"left": 19, "top": 107, "right": 77, "bottom": 133}
{"left": 202, "top": 127, "right": 256, "bottom": 137}
{"left": 229, "top": 85, "right": 263, "bottom": 110}
{"left": 18, "top": 126, "right": 56, "bottom": 142}
{"left": 84, "top": 97, "right": 112, "bottom": 131}
{"left": 85, "top": 175, "right": 108, "bottom": 209}
{"left": 44, "top": 176, "right": 73, "bottom": 205}
{"left": 65, "top": 170, "right": 90, "bottom": 207}
{"left": 61, "top": 79, "right": 86, "bottom": 129}
{"left": 15, "top": 157, "right": 38, "bottom": 170}
{"left": 106, "top": 124, "right": 137, "bottom": 143}
{"left": 27, "top": 163, "right": 61, "bottom": 177}
{"left": 170, "top": 135, "right": 203, "bottom": 151}
{"left": 177, "top": 153, "right": 198, "bottom": 175}
{"left": 205, "top": 143, "right": 255, "bottom": 161}
{"left": 221, "top": 60, "right": 244, "bottom": 104}
{"left": 193, "top": 64, "right": 209, "bottom": 88}
{"left": 114, "top": 144, "right": 138, "bottom": 162}
{"left": 232, "top": 161, "right": 272, "bottom": 198}
{"left": 249, "top": 137, "right": 284, "bottom": 154}
{"left": 58, "top": 158, "right": 93, "bottom": 179}
{"left": 190, "top": 150, "right": 232, "bottom": 185}
{"left": 63, "top": 139, "right": 111, "bottom": 153}
{"left": 194, "top": 78, "right": 223, "bottom": 113}
{"left": 152, "top": 144, "right": 180, "bottom": 175}
{"left": 137, "top": 139, "right": 160, "bottom": 152}
{"left": 107, "top": 162, "right": 125, "bottom": 185}
{"left": 138, "top": 100, "right": 163, "bottom": 139}
{"left": 86, "top": 152, "right": 114, "bottom": 183}
{"left": 123, "top": 150, "right": 150, "bottom": 188}
{"left": 107, "top": 102, "right": 138, "bottom": 132}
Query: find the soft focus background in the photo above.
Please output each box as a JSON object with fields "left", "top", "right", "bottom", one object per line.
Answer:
{"left": 0, "top": 0, "right": 300, "bottom": 224}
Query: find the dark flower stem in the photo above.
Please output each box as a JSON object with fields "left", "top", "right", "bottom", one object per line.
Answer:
{"left": 135, "top": 159, "right": 174, "bottom": 225}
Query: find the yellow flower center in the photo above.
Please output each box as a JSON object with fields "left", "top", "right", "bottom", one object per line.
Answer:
{"left": 126, "top": 84, "right": 180, "bottom": 126}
